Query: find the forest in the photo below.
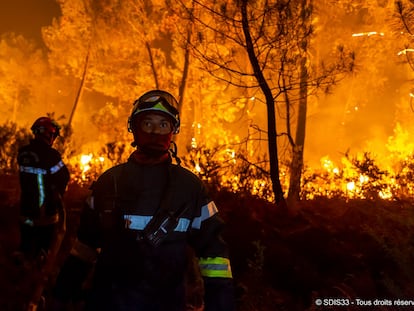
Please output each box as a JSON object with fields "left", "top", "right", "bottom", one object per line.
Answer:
{"left": 1, "top": 0, "right": 414, "bottom": 310}
{"left": 0, "top": 0, "right": 413, "bottom": 205}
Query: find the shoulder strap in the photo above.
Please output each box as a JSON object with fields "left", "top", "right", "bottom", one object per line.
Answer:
{"left": 141, "top": 164, "right": 189, "bottom": 247}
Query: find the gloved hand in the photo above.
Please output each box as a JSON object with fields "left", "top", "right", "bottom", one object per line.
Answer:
{"left": 52, "top": 255, "right": 93, "bottom": 303}
{"left": 204, "top": 277, "right": 236, "bottom": 311}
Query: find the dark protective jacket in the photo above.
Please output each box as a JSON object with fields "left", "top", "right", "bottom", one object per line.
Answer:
{"left": 54, "top": 156, "right": 235, "bottom": 311}
{"left": 17, "top": 139, "right": 70, "bottom": 225}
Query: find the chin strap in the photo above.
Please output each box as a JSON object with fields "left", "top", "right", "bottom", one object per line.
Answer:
{"left": 169, "top": 141, "right": 181, "bottom": 166}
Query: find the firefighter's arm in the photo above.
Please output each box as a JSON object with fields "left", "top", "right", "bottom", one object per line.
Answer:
{"left": 52, "top": 198, "right": 101, "bottom": 303}
{"left": 51, "top": 251, "right": 94, "bottom": 303}
{"left": 190, "top": 201, "right": 236, "bottom": 311}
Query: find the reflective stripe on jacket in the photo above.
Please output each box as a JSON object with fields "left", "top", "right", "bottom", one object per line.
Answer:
{"left": 17, "top": 139, "right": 70, "bottom": 220}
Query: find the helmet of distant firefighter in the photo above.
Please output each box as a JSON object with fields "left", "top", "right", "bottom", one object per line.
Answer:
{"left": 31, "top": 116, "right": 61, "bottom": 146}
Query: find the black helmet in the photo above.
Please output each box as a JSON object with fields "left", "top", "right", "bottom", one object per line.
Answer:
{"left": 128, "top": 90, "right": 180, "bottom": 134}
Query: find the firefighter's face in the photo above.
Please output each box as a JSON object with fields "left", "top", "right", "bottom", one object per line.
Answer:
{"left": 36, "top": 128, "right": 58, "bottom": 146}
{"left": 131, "top": 111, "right": 174, "bottom": 153}
{"left": 137, "top": 113, "right": 173, "bottom": 135}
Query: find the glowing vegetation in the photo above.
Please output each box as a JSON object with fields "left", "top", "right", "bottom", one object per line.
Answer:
{"left": 0, "top": 0, "right": 414, "bottom": 206}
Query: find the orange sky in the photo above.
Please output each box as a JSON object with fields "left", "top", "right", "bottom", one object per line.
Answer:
{"left": 0, "top": 0, "right": 60, "bottom": 44}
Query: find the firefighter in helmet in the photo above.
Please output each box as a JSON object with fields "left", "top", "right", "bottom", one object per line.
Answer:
{"left": 52, "top": 90, "right": 235, "bottom": 311}
{"left": 17, "top": 116, "right": 70, "bottom": 260}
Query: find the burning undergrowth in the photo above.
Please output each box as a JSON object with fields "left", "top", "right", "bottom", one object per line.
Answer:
{"left": 2, "top": 121, "right": 414, "bottom": 203}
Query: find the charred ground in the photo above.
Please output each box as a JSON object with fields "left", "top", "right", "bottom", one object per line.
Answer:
{"left": 1, "top": 174, "right": 414, "bottom": 311}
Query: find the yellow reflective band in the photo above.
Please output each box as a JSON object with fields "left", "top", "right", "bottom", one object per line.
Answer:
{"left": 199, "top": 257, "right": 233, "bottom": 278}
{"left": 152, "top": 102, "right": 169, "bottom": 112}
{"left": 138, "top": 102, "right": 170, "bottom": 114}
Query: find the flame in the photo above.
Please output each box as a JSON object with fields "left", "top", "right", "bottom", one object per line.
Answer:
{"left": 68, "top": 149, "right": 411, "bottom": 202}
{"left": 68, "top": 153, "right": 107, "bottom": 185}
{"left": 80, "top": 154, "right": 92, "bottom": 180}
{"left": 195, "top": 162, "right": 201, "bottom": 173}
{"left": 64, "top": 121, "right": 414, "bottom": 203}
{"left": 352, "top": 31, "right": 385, "bottom": 37}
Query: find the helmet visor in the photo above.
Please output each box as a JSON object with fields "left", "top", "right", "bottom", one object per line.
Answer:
{"left": 132, "top": 95, "right": 179, "bottom": 120}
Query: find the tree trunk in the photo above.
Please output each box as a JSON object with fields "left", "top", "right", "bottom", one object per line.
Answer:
{"left": 177, "top": 2, "right": 194, "bottom": 114}
{"left": 240, "top": 0, "right": 285, "bottom": 207}
{"left": 176, "top": 2, "right": 194, "bottom": 151}
{"left": 287, "top": 0, "right": 311, "bottom": 204}
{"left": 12, "top": 87, "right": 18, "bottom": 123}
{"left": 67, "top": 46, "right": 90, "bottom": 129}
{"left": 287, "top": 55, "right": 307, "bottom": 202}
{"left": 145, "top": 41, "right": 160, "bottom": 89}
